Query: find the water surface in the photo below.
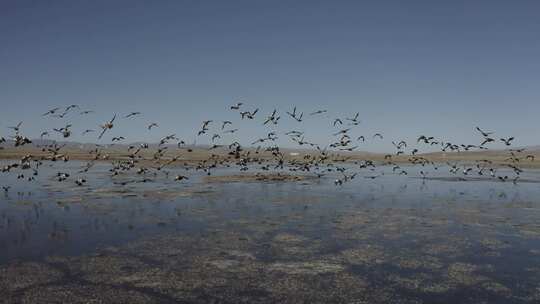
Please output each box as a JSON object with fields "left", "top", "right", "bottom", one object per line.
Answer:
{"left": 1, "top": 160, "right": 540, "bottom": 303}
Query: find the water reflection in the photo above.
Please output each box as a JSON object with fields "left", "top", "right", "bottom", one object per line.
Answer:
{"left": 1, "top": 161, "right": 540, "bottom": 302}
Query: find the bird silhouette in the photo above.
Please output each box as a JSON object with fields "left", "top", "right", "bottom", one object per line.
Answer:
{"left": 125, "top": 112, "right": 141, "bottom": 118}
{"left": 98, "top": 114, "right": 116, "bottom": 139}
{"left": 500, "top": 137, "right": 515, "bottom": 146}
{"left": 476, "top": 127, "right": 493, "bottom": 137}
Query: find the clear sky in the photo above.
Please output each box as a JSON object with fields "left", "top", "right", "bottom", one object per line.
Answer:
{"left": 1, "top": 0, "right": 539, "bottom": 152}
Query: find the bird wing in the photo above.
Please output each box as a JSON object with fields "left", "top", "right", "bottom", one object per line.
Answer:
{"left": 98, "top": 128, "right": 107, "bottom": 139}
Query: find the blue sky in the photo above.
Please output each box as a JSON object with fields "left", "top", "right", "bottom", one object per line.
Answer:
{"left": 1, "top": 1, "right": 539, "bottom": 152}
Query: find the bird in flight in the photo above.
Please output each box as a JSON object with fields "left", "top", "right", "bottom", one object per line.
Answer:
{"left": 223, "top": 128, "right": 239, "bottom": 134}
{"left": 98, "top": 114, "right": 116, "bottom": 139}
{"left": 8, "top": 122, "right": 23, "bottom": 133}
{"left": 476, "top": 127, "right": 493, "bottom": 137}
{"left": 230, "top": 102, "right": 243, "bottom": 110}
{"left": 240, "top": 109, "right": 258, "bottom": 119}
{"left": 310, "top": 110, "right": 327, "bottom": 116}
{"left": 417, "top": 135, "right": 435, "bottom": 144}
{"left": 221, "top": 121, "right": 232, "bottom": 130}
{"left": 125, "top": 112, "right": 141, "bottom": 118}
{"left": 392, "top": 140, "right": 407, "bottom": 150}
{"left": 500, "top": 137, "right": 514, "bottom": 146}
{"left": 43, "top": 107, "right": 61, "bottom": 116}
{"left": 333, "top": 128, "right": 350, "bottom": 136}
{"left": 53, "top": 124, "right": 72, "bottom": 138}
{"left": 346, "top": 112, "right": 360, "bottom": 125}
{"left": 64, "top": 104, "right": 80, "bottom": 112}
{"left": 373, "top": 133, "right": 383, "bottom": 139}
{"left": 481, "top": 137, "right": 495, "bottom": 146}
{"left": 263, "top": 109, "right": 280, "bottom": 125}
{"left": 286, "top": 106, "right": 303, "bottom": 122}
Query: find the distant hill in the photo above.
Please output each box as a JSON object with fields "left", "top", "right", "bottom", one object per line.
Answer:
{"left": 2, "top": 139, "right": 540, "bottom": 157}
{"left": 525, "top": 145, "right": 540, "bottom": 151}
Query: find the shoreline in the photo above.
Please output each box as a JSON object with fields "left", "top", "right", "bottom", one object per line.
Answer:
{"left": 1, "top": 148, "right": 538, "bottom": 169}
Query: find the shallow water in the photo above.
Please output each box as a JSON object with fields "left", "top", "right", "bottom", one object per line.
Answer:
{"left": 1, "top": 160, "right": 540, "bottom": 303}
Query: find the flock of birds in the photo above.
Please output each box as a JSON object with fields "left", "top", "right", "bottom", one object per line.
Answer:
{"left": 0, "top": 102, "right": 537, "bottom": 194}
